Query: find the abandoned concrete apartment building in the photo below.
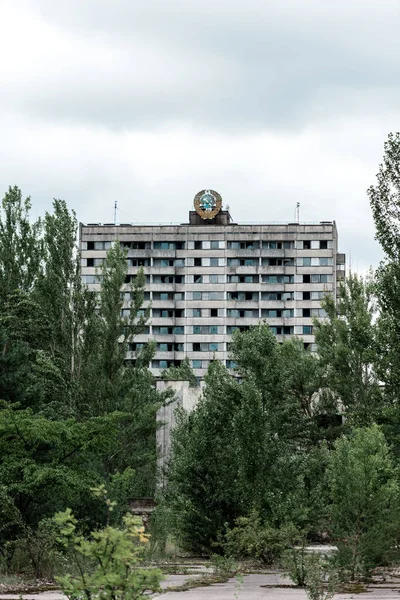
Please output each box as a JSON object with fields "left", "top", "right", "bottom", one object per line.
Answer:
{"left": 80, "top": 189, "right": 346, "bottom": 380}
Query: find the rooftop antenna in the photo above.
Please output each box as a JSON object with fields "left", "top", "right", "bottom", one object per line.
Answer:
{"left": 114, "top": 200, "right": 117, "bottom": 225}
{"left": 295, "top": 202, "right": 300, "bottom": 224}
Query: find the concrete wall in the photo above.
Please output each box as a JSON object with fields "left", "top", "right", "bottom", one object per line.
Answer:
{"left": 156, "top": 379, "right": 203, "bottom": 488}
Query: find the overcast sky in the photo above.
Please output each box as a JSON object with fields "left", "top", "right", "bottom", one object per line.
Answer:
{"left": 1, "top": 0, "right": 399, "bottom": 272}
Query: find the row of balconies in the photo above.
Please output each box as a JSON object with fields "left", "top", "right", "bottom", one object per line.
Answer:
{"left": 81, "top": 247, "right": 336, "bottom": 258}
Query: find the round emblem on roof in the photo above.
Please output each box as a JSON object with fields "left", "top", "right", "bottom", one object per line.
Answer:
{"left": 193, "top": 189, "right": 222, "bottom": 220}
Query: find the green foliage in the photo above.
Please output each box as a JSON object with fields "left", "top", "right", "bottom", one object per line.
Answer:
{"left": 327, "top": 425, "right": 399, "bottom": 580}
{"left": 165, "top": 326, "right": 330, "bottom": 553}
{"left": 298, "top": 554, "right": 337, "bottom": 600}
{"left": 161, "top": 357, "right": 198, "bottom": 388}
{"left": 17, "top": 519, "right": 61, "bottom": 580}
{"left": 224, "top": 512, "right": 298, "bottom": 565}
{"left": 314, "top": 273, "right": 382, "bottom": 427}
{"left": 54, "top": 491, "right": 163, "bottom": 600}
{"left": 282, "top": 534, "right": 308, "bottom": 587}
{"left": 0, "top": 186, "right": 167, "bottom": 565}
{"left": 209, "top": 554, "right": 239, "bottom": 575}
{"left": 0, "top": 186, "right": 43, "bottom": 305}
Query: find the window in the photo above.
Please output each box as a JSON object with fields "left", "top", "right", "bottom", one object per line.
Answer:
{"left": 227, "top": 309, "right": 258, "bottom": 318}
{"left": 262, "top": 258, "right": 294, "bottom": 266}
{"left": 175, "top": 258, "right": 185, "bottom": 267}
{"left": 228, "top": 291, "right": 258, "bottom": 301}
{"left": 302, "top": 257, "right": 311, "bottom": 266}
{"left": 153, "top": 275, "right": 185, "bottom": 284}
{"left": 93, "top": 241, "right": 112, "bottom": 250}
{"left": 193, "top": 291, "right": 202, "bottom": 300}
{"left": 303, "top": 275, "right": 311, "bottom": 283}
{"left": 153, "top": 258, "right": 173, "bottom": 267}
{"left": 193, "top": 308, "right": 202, "bottom": 317}
{"left": 122, "top": 241, "right": 150, "bottom": 250}
{"left": 209, "top": 274, "right": 224, "bottom": 283}
{"left": 262, "top": 241, "right": 294, "bottom": 249}
{"left": 193, "top": 325, "right": 220, "bottom": 334}
{"left": 131, "top": 257, "right": 150, "bottom": 266}
{"left": 158, "top": 343, "right": 169, "bottom": 352}
{"left": 210, "top": 257, "right": 220, "bottom": 266}
{"left": 311, "top": 291, "right": 325, "bottom": 300}
{"left": 227, "top": 274, "right": 259, "bottom": 283}
{"left": 129, "top": 343, "right": 145, "bottom": 352}
{"left": 262, "top": 309, "right": 294, "bottom": 318}
{"left": 194, "top": 257, "right": 202, "bottom": 266}
{"left": 303, "top": 308, "right": 311, "bottom": 317}
{"left": 269, "top": 326, "right": 294, "bottom": 335}
{"left": 209, "top": 292, "right": 224, "bottom": 300}
{"left": 153, "top": 326, "right": 171, "bottom": 335}
{"left": 303, "top": 325, "right": 313, "bottom": 335}
{"left": 303, "top": 291, "right": 310, "bottom": 300}
{"left": 194, "top": 274, "right": 203, "bottom": 284}
{"left": 227, "top": 258, "right": 256, "bottom": 266}
{"left": 194, "top": 241, "right": 202, "bottom": 249}
{"left": 210, "top": 308, "right": 218, "bottom": 317}
{"left": 319, "top": 257, "right": 331, "bottom": 266}
{"left": 193, "top": 342, "right": 220, "bottom": 352}
{"left": 83, "top": 274, "right": 102, "bottom": 284}
{"left": 262, "top": 275, "right": 294, "bottom": 284}
{"left": 310, "top": 274, "right": 333, "bottom": 283}
{"left": 311, "top": 308, "right": 327, "bottom": 318}
{"left": 153, "top": 241, "right": 185, "bottom": 249}
{"left": 227, "top": 325, "right": 251, "bottom": 334}
{"left": 173, "top": 326, "right": 185, "bottom": 334}
{"left": 320, "top": 240, "right": 328, "bottom": 249}
{"left": 192, "top": 360, "right": 203, "bottom": 369}
{"left": 228, "top": 240, "right": 257, "bottom": 249}
{"left": 261, "top": 291, "right": 293, "bottom": 301}
{"left": 226, "top": 360, "right": 238, "bottom": 369}
{"left": 303, "top": 240, "right": 311, "bottom": 249}
{"left": 210, "top": 241, "right": 221, "bottom": 249}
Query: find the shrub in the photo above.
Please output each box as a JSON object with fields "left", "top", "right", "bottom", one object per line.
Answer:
{"left": 53, "top": 487, "right": 163, "bottom": 600}
{"left": 224, "top": 512, "right": 297, "bottom": 565}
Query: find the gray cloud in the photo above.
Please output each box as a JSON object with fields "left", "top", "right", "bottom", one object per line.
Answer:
{"left": 2, "top": 0, "right": 399, "bottom": 131}
{"left": 0, "top": 0, "right": 395, "bottom": 273}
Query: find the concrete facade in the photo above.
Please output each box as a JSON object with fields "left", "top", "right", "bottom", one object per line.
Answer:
{"left": 156, "top": 379, "right": 203, "bottom": 484}
{"left": 79, "top": 207, "right": 345, "bottom": 379}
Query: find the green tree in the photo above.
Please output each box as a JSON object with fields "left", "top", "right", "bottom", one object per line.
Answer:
{"left": 314, "top": 273, "right": 382, "bottom": 427}
{"left": 368, "top": 133, "right": 400, "bottom": 452}
{"left": 327, "top": 425, "right": 399, "bottom": 580}
{"left": 165, "top": 325, "right": 328, "bottom": 552}
{"left": 0, "top": 186, "right": 43, "bottom": 308}
{"left": 162, "top": 357, "right": 198, "bottom": 388}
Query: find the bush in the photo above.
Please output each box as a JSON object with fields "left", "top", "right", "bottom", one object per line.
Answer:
{"left": 284, "top": 547, "right": 337, "bottom": 599}
{"left": 224, "top": 512, "right": 297, "bottom": 565}
{"left": 53, "top": 487, "right": 163, "bottom": 600}
{"left": 210, "top": 554, "right": 239, "bottom": 576}
{"left": 304, "top": 554, "right": 337, "bottom": 600}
